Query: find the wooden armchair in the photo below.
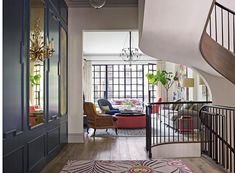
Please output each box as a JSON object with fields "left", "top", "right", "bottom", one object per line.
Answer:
{"left": 83, "top": 102, "right": 118, "bottom": 136}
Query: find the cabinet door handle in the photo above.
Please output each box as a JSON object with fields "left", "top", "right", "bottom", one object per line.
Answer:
{"left": 20, "top": 41, "right": 24, "bottom": 64}
{"left": 58, "top": 61, "right": 61, "bottom": 76}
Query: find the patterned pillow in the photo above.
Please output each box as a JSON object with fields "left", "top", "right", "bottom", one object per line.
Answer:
{"left": 180, "top": 103, "right": 194, "bottom": 111}
{"left": 169, "top": 99, "right": 181, "bottom": 110}
{"left": 101, "top": 106, "right": 110, "bottom": 111}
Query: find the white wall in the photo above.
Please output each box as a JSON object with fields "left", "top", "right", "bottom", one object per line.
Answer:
{"left": 197, "top": 70, "right": 235, "bottom": 107}
{"left": 140, "top": 0, "right": 218, "bottom": 76}
{"left": 68, "top": 7, "right": 138, "bottom": 142}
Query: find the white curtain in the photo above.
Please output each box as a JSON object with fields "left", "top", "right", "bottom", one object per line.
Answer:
{"left": 83, "top": 60, "right": 92, "bottom": 102}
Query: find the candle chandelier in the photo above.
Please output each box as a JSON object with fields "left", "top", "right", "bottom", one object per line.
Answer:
{"left": 30, "top": 18, "right": 55, "bottom": 62}
{"left": 120, "top": 31, "right": 142, "bottom": 65}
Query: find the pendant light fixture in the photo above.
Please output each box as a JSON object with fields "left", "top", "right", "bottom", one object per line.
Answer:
{"left": 89, "top": 0, "right": 106, "bottom": 9}
{"left": 120, "top": 31, "right": 142, "bottom": 66}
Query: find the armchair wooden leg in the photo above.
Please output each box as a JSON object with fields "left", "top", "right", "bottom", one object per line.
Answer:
{"left": 93, "top": 129, "right": 96, "bottom": 136}
{"left": 87, "top": 127, "right": 89, "bottom": 134}
{"left": 115, "top": 128, "right": 118, "bottom": 135}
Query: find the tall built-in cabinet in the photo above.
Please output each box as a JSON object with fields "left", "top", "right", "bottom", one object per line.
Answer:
{"left": 3, "top": 0, "right": 68, "bottom": 172}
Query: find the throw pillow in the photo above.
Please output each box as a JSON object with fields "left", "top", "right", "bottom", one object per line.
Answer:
{"left": 170, "top": 99, "right": 181, "bottom": 110}
{"left": 174, "top": 104, "right": 183, "bottom": 111}
{"left": 101, "top": 106, "right": 110, "bottom": 111}
{"left": 182, "top": 103, "right": 194, "bottom": 110}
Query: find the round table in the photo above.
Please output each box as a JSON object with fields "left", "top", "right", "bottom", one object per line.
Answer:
{"left": 115, "top": 113, "right": 146, "bottom": 129}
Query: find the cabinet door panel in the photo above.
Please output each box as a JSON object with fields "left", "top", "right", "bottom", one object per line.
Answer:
{"left": 3, "top": 0, "right": 24, "bottom": 132}
{"left": 48, "top": 11, "right": 59, "bottom": 120}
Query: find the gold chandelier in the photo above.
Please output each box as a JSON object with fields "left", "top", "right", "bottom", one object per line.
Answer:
{"left": 30, "top": 18, "right": 55, "bottom": 62}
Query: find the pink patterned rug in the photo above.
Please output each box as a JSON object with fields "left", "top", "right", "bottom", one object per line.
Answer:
{"left": 60, "top": 160, "right": 192, "bottom": 173}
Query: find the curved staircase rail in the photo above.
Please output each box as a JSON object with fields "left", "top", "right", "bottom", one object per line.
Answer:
{"left": 145, "top": 101, "right": 212, "bottom": 158}
{"left": 200, "top": 2, "right": 235, "bottom": 84}
{"left": 199, "top": 105, "right": 235, "bottom": 173}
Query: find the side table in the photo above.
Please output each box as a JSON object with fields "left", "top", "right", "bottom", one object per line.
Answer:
{"left": 177, "top": 116, "right": 193, "bottom": 133}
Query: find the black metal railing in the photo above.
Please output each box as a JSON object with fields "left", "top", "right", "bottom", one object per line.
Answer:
{"left": 200, "top": 105, "right": 235, "bottom": 173}
{"left": 207, "top": 2, "right": 235, "bottom": 53}
{"left": 146, "top": 101, "right": 212, "bottom": 158}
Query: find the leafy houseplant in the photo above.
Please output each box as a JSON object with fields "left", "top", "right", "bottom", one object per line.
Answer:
{"left": 30, "top": 74, "right": 41, "bottom": 87}
{"left": 146, "top": 70, "right": 179, "bottom": 102}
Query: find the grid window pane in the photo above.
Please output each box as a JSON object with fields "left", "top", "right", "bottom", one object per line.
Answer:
{"left": 92, "top": 64, "right": 157, "bottom": 103}
{"left": 120, "top": 78, "right": 124, "bottom": 84}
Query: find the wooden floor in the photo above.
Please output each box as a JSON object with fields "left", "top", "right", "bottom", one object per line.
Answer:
{"left": 41, "top": 136, "right": 225, "bottom": 173}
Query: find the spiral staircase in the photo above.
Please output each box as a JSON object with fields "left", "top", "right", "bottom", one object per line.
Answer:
{"left": 139, "top": 0, "right": 235, "bottom": 106}
{"left": 140, "top": 0, "right": 235, "bottom": 172}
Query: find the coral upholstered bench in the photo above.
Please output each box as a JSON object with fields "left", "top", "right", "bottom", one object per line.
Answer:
{"left": 115, "top": 113, "right": 146, "bottom": 129}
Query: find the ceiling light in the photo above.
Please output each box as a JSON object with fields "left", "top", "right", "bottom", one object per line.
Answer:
{"left": 89, "top": 0, "right": 106, "bottom": 9}
{"left": 120, "top": 31, "right": 142, "bottom": 66}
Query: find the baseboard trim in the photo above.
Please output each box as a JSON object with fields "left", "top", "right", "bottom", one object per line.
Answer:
{"left": 68, "top": 133, "right": 84, "bottom": 143}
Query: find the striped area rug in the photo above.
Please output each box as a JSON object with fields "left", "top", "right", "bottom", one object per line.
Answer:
{"left": 60, "top": 160, "right": 192, "bottom": 173}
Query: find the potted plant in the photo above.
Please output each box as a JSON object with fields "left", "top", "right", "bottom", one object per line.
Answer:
{"left": 30, "top": 74, "right": 41, "bottom": 87}
{"left": 146, "top": 70, "right": 179, "bottom": 102}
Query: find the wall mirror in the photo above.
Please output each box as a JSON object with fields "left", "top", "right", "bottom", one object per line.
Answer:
{"left": 29, "top": 0, "right": 50, "bottom": 127}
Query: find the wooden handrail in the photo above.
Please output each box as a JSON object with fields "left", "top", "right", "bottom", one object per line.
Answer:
{"left": 215, "top": 2, "right": 235, "bottom": 15}
{"left": 200, "top": 1, "right": 235, "bottom": 84}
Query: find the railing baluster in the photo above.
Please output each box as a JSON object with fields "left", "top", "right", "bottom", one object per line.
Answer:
{"left": 209, "top": 107, "right": 212, "bottom": 157}
{"left": 215, "top": 5, "right": 218, "bottom": 42}
{"left": 153, "top": 104, "right": 155, "bottom": 145}
{"left": 168, "top": 104, "right": 170, "bottom": 143}
{"left": 222, "top": 8, "right": 224, "bottom": 47}
{"left": 230, "top": 109, "right": 232, "bottom": 172}
{"left": 206, "top": 2, "right": 235, "bottom": 54}
{"left": 228, "top": 11, "right": 230, "bottom": 51}
{"left": 164, "top": 104, "right": 166, "bottom": 143}
{"left": 222, "top": 109, "right": 225, "bottom": 167}
{"left": 218, "top": 108, "right": 221, "bottom": 164}
{"left": 233, "top": 15, "right": 235, "bottom": 53}
{"left": 173, "top": 104, "right": 175, "bottom": 143}
{"left": 160, "top": 104, "right": 162, "bottom": 144}
{"left": 231, "top": 111, "right": 235, "bottom": 172}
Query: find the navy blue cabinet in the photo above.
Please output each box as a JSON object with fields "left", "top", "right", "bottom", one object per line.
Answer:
{"left": 3, "top": 0, "right": 26, "bottom": 134}
{"left": 3, "top": 0, "right": 68, "bottom": 172}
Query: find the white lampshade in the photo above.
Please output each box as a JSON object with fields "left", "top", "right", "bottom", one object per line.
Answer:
{"left": 182, "top": 78, "right": 194, "bottom": 87}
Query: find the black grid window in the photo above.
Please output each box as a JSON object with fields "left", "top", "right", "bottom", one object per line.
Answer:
{"left": 92, "top": 64, "right": 157, "bottom": 103}
{"left": 33, "top": 63, "right": 44, "bottom": 106}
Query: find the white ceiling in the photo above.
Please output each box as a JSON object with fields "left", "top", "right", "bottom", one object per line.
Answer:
{"left": 83, "top": 31, "right": 158, "bottom": 62}
{"left": 83, "top": 31, "right": 140, "bottom": 55}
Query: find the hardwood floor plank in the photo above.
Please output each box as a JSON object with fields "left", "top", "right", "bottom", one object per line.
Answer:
{"left": 40, "top": 136, "right": 225, "bottom": 173}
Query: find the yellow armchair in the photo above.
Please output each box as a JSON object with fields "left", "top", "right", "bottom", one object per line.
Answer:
{"left": 83, "top": 102, "right": 118, "bottom": 136}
